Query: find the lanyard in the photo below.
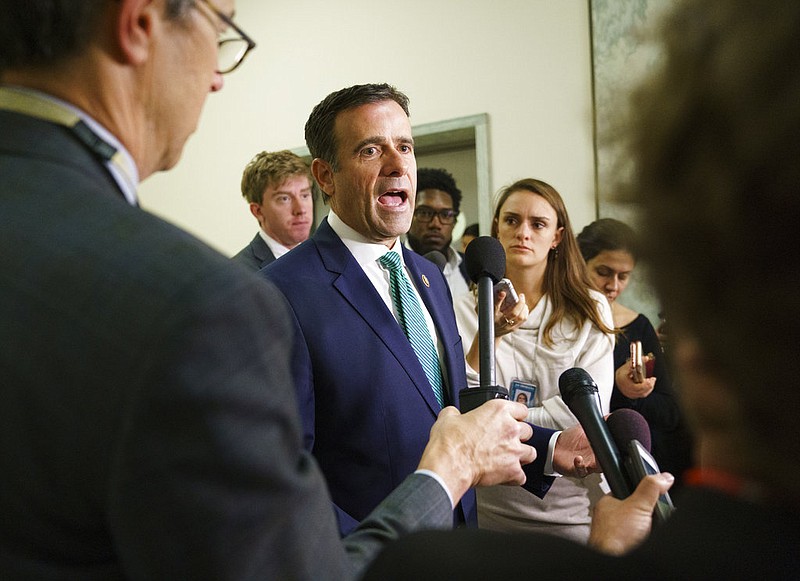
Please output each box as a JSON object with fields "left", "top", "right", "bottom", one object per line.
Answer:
{"left": 0, "top": 86, "right": 138, "bottom": 205}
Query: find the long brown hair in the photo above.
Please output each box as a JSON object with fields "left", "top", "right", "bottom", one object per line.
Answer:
{"left": 491, "top": 178, "right": 614, "bottom": 345}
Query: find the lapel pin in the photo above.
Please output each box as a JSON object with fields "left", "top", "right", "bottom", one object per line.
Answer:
{"left": 421, "top": 274, "right": 430, "bottom": 288}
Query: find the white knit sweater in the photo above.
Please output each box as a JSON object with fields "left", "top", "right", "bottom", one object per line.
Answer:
{"left": 454, "top": 289, "right": 614, "bottom": 542}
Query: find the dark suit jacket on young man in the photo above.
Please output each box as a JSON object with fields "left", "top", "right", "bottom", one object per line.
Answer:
{"left": 262, "top": 219, "right": 555, "bottom": 536}
{"left": 232, "top": 232, "right": 276, "bottom": 271}
{"left": 0, "top": 109, "right": 452, "bottom": 580}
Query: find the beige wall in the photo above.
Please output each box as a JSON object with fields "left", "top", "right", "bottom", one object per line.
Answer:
{"left": 139, "top": 0, "right": 595, "bottom": 257}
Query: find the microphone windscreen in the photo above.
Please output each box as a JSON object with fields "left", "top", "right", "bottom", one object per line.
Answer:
{"left": 464, "top": 236, "right": 505, "bottom": 283}
{"left": 558, "top": 367, "right": 598, "bottom": 406}
{"left": 607, "top": 408, "right": 652, "bottom": 452}
{"left": 423, "top": 250, "right": 447, "bottom": 273}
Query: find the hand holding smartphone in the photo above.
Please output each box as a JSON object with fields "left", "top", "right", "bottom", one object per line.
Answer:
{"left": 630, "top": 341, "right": 646, "bottom": 383}
{"left": 629, "top": 341, "right": 655, "bottom": 383}
{"left": 493, "top": 278, "right": 519, "bottom": 311}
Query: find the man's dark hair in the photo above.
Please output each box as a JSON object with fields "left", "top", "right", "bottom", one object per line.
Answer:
{"left": 0, "top": 0, "right": 193, "bottom": 71}
{"left": 304, "top": 83, "right": 410, "bottom": 172}
{"left": 416, "top": 168, "right": 462, "bottom": 214}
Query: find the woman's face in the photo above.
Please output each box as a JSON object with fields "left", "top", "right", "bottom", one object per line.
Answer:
{"left": 585, "top": 249, "right": 636, "bottom": 304}
{"left": 495, "top": 191, "right": 563, "bottom": 271}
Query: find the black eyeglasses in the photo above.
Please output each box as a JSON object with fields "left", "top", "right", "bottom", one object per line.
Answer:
{"left": 197, "top": 0, "right": 256, "bottom": 74}
{"left": 414, "top": 207, "right": 458, "bottom": 225}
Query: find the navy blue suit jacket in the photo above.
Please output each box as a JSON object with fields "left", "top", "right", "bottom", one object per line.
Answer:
{"left": 262, "top": 219, "right": 554, "bottom": 535}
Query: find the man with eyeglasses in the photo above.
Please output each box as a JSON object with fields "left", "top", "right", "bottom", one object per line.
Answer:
{"left": 0, "top": 2, "right": 546, "bottom": 579}
{"left": 406, "top": 167, "right": 472, "bottom": 298}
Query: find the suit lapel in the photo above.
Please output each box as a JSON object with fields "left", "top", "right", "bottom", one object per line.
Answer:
{"left": 250, "top": 235, "right": 276, "bottom": 267}
{"left": 314, "top": 221, "right": 441, "bottom": 413}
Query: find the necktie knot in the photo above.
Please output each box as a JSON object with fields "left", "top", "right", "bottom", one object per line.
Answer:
{"left": 379, "top": 251, "right": 403, "bottom": 273}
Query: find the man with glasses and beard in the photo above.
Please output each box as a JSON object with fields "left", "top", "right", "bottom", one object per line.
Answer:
{"left": 406, "top": 167, "right": 471, "bottom": 298}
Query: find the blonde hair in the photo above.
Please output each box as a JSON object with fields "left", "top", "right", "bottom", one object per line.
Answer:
{"left": 240, "top": 150, "right": 312, "bottom": 204}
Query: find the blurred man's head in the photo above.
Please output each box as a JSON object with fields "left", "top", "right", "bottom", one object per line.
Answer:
{"left": 241, "top": 150, "right": 313, "bottom": 248}
{"left": 626, "top": 0, "right": 800, "bottom": 497}
{"left": 407, "top": 168, "right": 462, "bottom": 255}
{"left": 0, "top": 0, "right": 254, "bottom": 180}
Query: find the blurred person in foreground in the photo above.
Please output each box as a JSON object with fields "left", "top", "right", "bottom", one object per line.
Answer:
{"left": 0, "top": 2, "right": 543, "bottom": 578}
{"left": 366, "top": 0, "right": 800, "bottom": 577}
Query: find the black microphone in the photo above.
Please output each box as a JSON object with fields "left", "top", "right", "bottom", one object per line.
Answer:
{"left": 459, "top": 236, "right": 508, "bottom": 412}
{"left": 558, "top": 368, "right": 631, "bottom": 499}
{"left": 607, "top": 408, "right": 675, "bottom": 521}
{"left": 423, "top": 250, "right": 447, "bottom": 273}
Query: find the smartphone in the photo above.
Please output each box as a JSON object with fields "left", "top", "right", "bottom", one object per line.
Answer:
{"left": 625, "top": 439, "right": 675, "bottom": 523}
{"left": 493, "top": 278, "right": 519, "bottom": 310}
{"left": 630, "top": 341, "right": 646, "bottom": 383}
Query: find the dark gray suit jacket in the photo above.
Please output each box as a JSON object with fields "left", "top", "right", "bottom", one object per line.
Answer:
{"left": 0, "top": 108, "right": 451, "bottom": 579}
{"left": 232, "top": 233, "right": 276, "bottom": 271}
{"left": 366, "top": 487, "right": 800, "bottom": 580}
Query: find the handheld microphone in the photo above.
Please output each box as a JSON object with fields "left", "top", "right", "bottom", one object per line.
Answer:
{"left": 558, "top": 368, "right": 631, "bottom": 498}
{"left": 606, "top": 408, "right": 651, "bottom": 453}
{"left": 459, "top": 236, "right": 508, "bottom": 412}
{"left": 423, "top": 250, "right": 447, "bottom": 273}
{"left": 607, "top": 408, "right": 675, "bottom": 522}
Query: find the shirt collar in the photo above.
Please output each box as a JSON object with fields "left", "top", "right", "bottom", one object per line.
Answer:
{"left": 327, "top": 210, "right": 403, "bottom": 267}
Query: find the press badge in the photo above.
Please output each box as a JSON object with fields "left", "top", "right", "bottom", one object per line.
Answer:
{"left": 510, "top": 379, "right": 538, "bottom": 407}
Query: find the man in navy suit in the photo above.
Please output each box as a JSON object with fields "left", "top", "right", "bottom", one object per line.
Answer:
{"left": 263, "top": 83, "right": 596, "bottom": 535}
{"left": 232, "top": 150, "right": 314, "bottom": 270}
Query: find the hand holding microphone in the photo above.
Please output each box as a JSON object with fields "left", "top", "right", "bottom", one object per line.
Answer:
{"left": 559, "top": 367, "right": 675, "bottom": 521}
{"left": 459, "top": 236, "right": 510, "bottom": 412}
{"left": 589, "top": 472, "right": 675, "bottom": 556}
{"left": 559, "top": 367, "right": 631, "bottom": 498}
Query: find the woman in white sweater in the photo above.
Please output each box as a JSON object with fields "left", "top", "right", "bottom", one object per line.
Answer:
{"left": 454, "top": 178, "right": 615, "bottom": 543}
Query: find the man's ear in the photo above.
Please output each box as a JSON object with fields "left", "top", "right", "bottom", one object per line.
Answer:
{"left": 311, "top": 158, "right": 335, "bottom": 199}
{"left": 249, "top": 202, "right": 264, "bottom": 223}
{"left": 116, "top": 0, "right": 159, "bottom": 66}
